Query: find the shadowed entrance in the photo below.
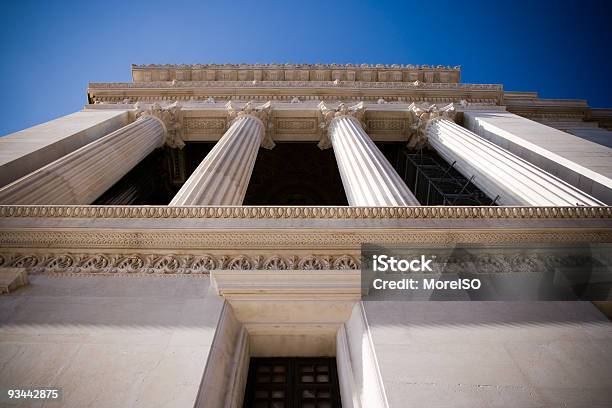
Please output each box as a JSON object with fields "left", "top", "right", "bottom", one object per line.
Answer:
{"left": 243, "top": 357, "right": 342, "bottom": 408}
{"left": 243, "top": 143, "right": 348, "bottom": 205}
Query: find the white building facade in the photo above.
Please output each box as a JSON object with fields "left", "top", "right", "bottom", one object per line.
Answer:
{"left": 1, "top": 64, "right": 612, "bottom": 407}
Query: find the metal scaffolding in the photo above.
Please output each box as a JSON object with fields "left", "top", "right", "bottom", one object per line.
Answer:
{"left": 395, "top": 149, "right": 497, "bottom": 206}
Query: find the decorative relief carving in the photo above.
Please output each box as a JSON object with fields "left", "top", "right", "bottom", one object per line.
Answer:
{"left": 0, "top": 230, "right": 610, "bottom": 256}
{"left": 226, "top": 101, "right": 275, "bottom": 149}
{"left": 263, "top": 255, "right": 291, "bottom": 270}
{"left": 135, "top": 101, "right": 185, "bottom": 149}
{"left": 0, "top": 253, "right": 360, "bottom": 274}
{"left": 132, "top": 63, "right": 460, "bottom": 70}
{"left": 407, "top": 102, "right": 456, "bottom": 149}
{"left": 0, "top": 205, "right": 609, "bottom": 220}
{"left": 90, "top": 81, "right": 501, "bottom": 91}
{"left": 276, "top": 119, "right": 317, "bottom": 131}
{"left": 317, "top": 102, "right": 366, "bottom": 149}
{"left": 367, "top": 119, "right": 405, "bottom": 132}
{"left": 91, "top": 95, "right": 502, "bottom": 105}
{"left": 184, "top": 118, "right": 226, "bottom": 130}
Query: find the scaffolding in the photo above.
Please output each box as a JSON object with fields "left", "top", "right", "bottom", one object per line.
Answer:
{"left": 395, "top": 150, "right": 497, "bottom": 206}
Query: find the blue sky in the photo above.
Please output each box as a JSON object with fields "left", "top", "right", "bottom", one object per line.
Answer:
{"left": 1, "top": 0, "right": 610, "bottom": 136}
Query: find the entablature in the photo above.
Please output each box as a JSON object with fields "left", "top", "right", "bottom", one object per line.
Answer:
{"left": 84, "top": 100, "right": 501, "bottom": 142}
{"left": 87, "top": 80, "right": 503, "bottom": 107}
{"left": 0, "top": 205, "right": 610, "bottom": 275}
{"left": 504, "top": 91, "right": 592, "bottom": 121}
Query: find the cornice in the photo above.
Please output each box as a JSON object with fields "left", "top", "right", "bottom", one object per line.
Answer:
{"left": 132, "top": 63, "right": 461, "bottom": 70}
{"left": 131, "top": 63, "right": 461, "bottom": 84}
{"left": 87, "top": 81, "right": 503, "bottom": 106}
{"left": 90, "top": 81, "right": 498, "bottom": 91}
{"left": 503, "top": 91, "right": 591, "bottom": 120}
{"left": 589, "top": 108, "right": 612, "bottom": 130}
{"left": 1, "top": 205, "right": 610, "bottom": 220}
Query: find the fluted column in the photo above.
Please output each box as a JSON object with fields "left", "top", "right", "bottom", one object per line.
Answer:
{"left": 327, "top": 114, "right": 420, "bottom": 206}
{"left": 170, "top": 114, "right": 264, "bottom": 205}
{"left": 427, "top": 118, "right": 604, "bottom": 205}
{"left": 0, "top": 115, "right": 165, "bottom": 205}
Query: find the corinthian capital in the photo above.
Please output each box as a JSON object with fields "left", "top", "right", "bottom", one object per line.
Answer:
{"left": 226, "top": 101, "right": 275, "bottom": 149}
{"left": 317, "top": 102, "right": 366, "bottom": 150}
{"left": 135, "top": 101, "right": 185, "bottom": 149}
{"left": 407, "top": 102, "right": 456, "bottom": 149}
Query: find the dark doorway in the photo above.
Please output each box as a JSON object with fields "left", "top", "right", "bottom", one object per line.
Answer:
{"left": 243, "top": 357, "right": 342, "bottom": 408}
{"left": 243, "top": 143, "right": 348, "bottom": 205}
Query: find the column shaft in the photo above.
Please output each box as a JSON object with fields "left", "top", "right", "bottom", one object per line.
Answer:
{"left": 0, "top": 116, "right": 164, "bottom": 205}
{"left": 0, "top": 110, "right": 129, "bottom": 188}
{"left": 169, "top": 115, "right": 263, "bottom": 205}
{"left": 428, "top": 118, "right": 603, "bottom": 205}
{"left": 330, "top": 115, "right": 420, "bottom": 206}
{"left": 463, "top": 110, "right": 612, "bottom": 204}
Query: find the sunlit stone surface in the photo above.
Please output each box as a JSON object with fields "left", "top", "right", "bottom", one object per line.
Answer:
{"left": 1, "top": 63, "right": 611, "bottom": 408}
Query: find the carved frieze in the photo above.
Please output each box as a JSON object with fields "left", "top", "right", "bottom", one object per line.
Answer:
{"left": 0, "top": 252, "right": 360, "bottom": 274}
{"left": 366, "top": 119, "right": 406, "bottom": 132}
{"left": 184, "top": 118, "right": 227, "bottom": 130}
{"left": 275, "top": 119, "right": 317, "bottom": 132}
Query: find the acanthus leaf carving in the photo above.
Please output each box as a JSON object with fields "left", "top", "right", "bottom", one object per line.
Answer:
{"left": 317, "top": 102, "right": 366, "bottom": 150}
{"left": 0, "top": 253, "right": 360, "bottom": 274}
{"left": 135, "top": 101, "right": 185, "bottom": 149}
{"left": 407, "top": 102, "right": 456, "bottom": 149}
{"left": 226, "top": 101, "right": 276, "bottom": 149}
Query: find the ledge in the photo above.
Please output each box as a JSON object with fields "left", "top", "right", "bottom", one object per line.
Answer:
{"left": 1, "top": 205, "right": 610, "bottom": 220}
{"left": 1, "top": 207, "right": 610, "bottom": 273}
{"left": 88, "top": 81, "right": 501, "bottom": 90}
{"left": 211, "top": 269, "right": 361, "bottom": 300}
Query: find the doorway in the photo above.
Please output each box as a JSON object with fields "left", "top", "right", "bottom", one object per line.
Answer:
{"left": 243, "top": 357, "right": 342, "bottom": 408}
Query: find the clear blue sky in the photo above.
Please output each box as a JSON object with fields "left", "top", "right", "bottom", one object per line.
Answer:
{"left": 1, "top": 0, "right": 610, "bottom": 136}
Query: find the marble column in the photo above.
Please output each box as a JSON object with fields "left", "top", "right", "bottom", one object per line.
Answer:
{"left": 463, "top": 110, "right": 612, "bottom": 204}
{"left": 169, "top": 114, "right": 264, "bottom": 205}
{"left": 0, "top": 115, "right": 165, "bottom": 205}
{"left": 427, "top": 117, "right": 604, "bottom": 206}
{"left": 328, "top": 114, "right": 420, "bottom": 206}
{"left": 0, "top": 110, "right": 129, "bottom": 188}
